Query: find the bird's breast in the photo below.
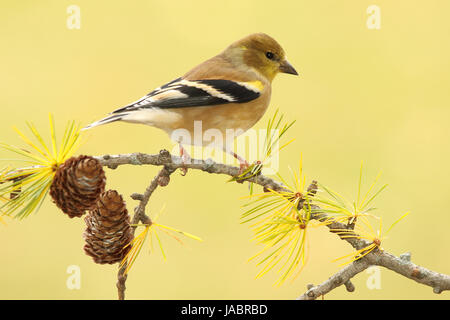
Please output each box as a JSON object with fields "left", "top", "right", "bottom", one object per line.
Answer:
{"left": 162, "top": 87, "right": 272, "bottom": 146}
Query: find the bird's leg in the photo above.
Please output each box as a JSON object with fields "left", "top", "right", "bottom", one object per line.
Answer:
{"left": 179, "top": 143, "right": 190, "bottom": 176}
{"left": 229, "top": 151, "right": 249, "bottom": 176}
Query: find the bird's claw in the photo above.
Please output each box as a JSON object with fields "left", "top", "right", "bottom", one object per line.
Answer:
{"left": 238, "top": 161, "right": 250, "bottom": 176}
{"left": 179, "top": 144, "right": 191, "bottom": 176}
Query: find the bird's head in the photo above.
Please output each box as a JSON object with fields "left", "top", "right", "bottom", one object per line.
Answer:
{"left": 226, "top": 33, "right": 298, "bottom": 82}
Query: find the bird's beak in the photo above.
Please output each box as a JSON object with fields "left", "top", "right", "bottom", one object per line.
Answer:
{"left": 279, "top": 59, "right": 298, "bottom": 75}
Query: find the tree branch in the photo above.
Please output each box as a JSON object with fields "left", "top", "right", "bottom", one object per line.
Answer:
{"left": 303, "top": 205, "right": 450, "bottom": 298}
{"left": 95, "top": 150, "right": 285, "bottom": 191}
{"left": 96, "top": 150, "right": 450, "bottom": 299}
{"left": 116, "top": 156, "right": 174, "bottom": 300}
{"left": 297, "top": 259, "right": 369, "bottom": 300}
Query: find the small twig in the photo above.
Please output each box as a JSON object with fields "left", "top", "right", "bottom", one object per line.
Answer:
{"left": 344, "top": 280, "right": 356, "bottom": 292}
{"left": 116, "top": 263, "right": 127, "bottom": 301}
{"left": 297, "top": 259, "right": 370, "bottom": 300}
{"left": 116, "top": 157, "right": 175, "bottom": 300}
{"left": 132, "top": 166, "right": 174, "bottom": 225}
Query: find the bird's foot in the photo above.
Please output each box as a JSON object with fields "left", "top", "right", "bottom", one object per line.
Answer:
{"left": 234, "top": 158, "right": 251, "bottom": 184}
{"left": 226, "top": 151, "right": 250, "bottom": 182}
{"left": 238, "top": 159, "right": 250, "bottom": 176}
{"left": 179, "top": 144, "right": 191, "bottom": 176}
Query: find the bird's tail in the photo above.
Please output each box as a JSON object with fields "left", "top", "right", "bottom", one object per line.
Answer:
{"left": 82, "top": 113, "right": 127, "bottom": 131}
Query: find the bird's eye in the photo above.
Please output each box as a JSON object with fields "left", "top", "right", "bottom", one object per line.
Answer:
{"left": 265, "top": 52, "right": 275, "bottom": 60}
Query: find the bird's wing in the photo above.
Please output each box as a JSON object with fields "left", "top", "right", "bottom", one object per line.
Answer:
{"left": 111, "top": 77, "right": 262, "bottom": 114}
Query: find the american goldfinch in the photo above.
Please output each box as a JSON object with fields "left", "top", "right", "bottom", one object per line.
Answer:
{"left": 84, "top": 33, "right": 298, "bottom": 174}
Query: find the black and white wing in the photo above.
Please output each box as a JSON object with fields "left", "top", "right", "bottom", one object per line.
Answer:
{"left": 83, "top": 77, "right": 262, "bottom": 129}
{"left": 112, "top": 77, "right": 262, "bottom": 112}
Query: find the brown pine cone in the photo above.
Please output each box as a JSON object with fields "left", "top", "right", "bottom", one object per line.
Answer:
{"left": 50, "top": 155, "right": 106, "bottom": 218}
{"left": 83, "top": 190, "right": 134, "bottom": 264}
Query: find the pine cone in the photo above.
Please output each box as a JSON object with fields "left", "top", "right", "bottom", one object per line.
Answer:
{"left": 83, "top": 190, "right": 134, "bottom": 264}
{"left": 50, "top": 155, "right": 106, "bottom": 218}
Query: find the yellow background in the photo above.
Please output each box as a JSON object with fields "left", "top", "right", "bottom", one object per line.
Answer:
{"left": 1, "top": 0, "right": 449, "bottom": 299}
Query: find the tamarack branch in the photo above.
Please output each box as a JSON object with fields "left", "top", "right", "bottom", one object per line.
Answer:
{"left": 0, "top": 115, "right": 447, "bottom": 300}
{"left": 94, "top": 150, "right": 450, "bottom": 300}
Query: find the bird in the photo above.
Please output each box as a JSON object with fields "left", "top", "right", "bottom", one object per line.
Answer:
{"left": 83, "top": 33, "right": 298, "bottom": 175}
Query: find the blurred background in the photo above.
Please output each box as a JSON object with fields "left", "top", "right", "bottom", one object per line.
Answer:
{"left": 0, "top": 0, "right": 449, "bottom": 299}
